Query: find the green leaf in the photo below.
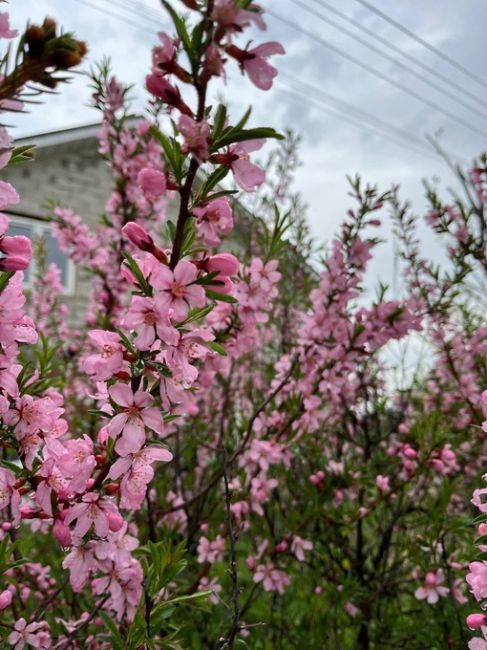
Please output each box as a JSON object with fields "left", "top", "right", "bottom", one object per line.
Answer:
{"left": 195, "top": 165, "right": 230, "bottom": 202}
{"left": 213, "top": 126, "right": 284, "bottom": 151}
{"left": 233, "top": 106, "right": 252, "bottom": 131}
{"left": 161, "top": 1, "right": 193, "bottom": 60}
{"left": 0, "top": 460, "right": 22, "bottom": 476}
{"left": 149, "top": 126, "right": 183, "bottom": 181}
{"left": 0, "top": 271, "right": 14, "bottom": 293}
{"left": 212, "top": 104, "right": 227, "bottom": 141}
{"left": 122, "top": 253, "right": 152, "bottom": 296}
{"left": 100, "top": 612, "right": 124, "bottom": 650}
{"left": 181, "top": 304, "right": 214, "bottom": 325}
{"left": 194, "top": 271, "right": 222, "bottom": 286}
{"left": 150, "top": 603, "right": 176, "bottom": 630}
{"left": 207, "top": 341, "right": 227, "bottom": 356}
{"left": 149, "top": 361, "right": 173, "bottom": 378}
{"left": 205, "top": 289, "right": 238, "bottom": 303}
{"left": 165, "top": 589, "right": 212, "bottom": 605}
{"left": 195, "top": 189, "right": 238, "bottom": 205}
{"left": 8, "top": 144, "right": 35, "bottom": 166}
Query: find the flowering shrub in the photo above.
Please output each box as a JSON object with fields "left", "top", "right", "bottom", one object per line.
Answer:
{"left": 0, "top": 1, "right": 485, "bottom": 649}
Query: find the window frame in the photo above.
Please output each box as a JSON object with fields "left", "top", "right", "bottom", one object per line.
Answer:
{"left": 6, "top": 214, "right": 76, "bottom": 296}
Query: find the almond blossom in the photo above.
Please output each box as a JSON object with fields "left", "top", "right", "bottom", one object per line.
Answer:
{"left": 107, "top": 383, "right": 165, "bottom": 455}
{"left": 152, "top": 259, "right": 205, "bottom": 320}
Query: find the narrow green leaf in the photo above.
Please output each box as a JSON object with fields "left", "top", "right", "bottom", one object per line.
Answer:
{"left": 207, "top": 341, "right": 227, "bottom": 356}
{"left": 205, "top": 289, "right": 238, "bottom": 303}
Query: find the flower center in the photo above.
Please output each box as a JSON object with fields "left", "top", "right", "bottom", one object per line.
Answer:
{"left": 143, "top": 310, "right": 157, "bottom": 325}
{"left": 101, "top": 344, "right": 114, "bottom": 358}
{"left": 170, "top": 282, "right": 186, "bottom": 298}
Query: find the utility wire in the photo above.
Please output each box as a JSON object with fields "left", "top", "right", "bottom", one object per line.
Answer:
{"left": 305, "top": 0, "right": 486, "bottom": 107}
{"left": 292, "top": 0, "right": 487, "bottom": 121}
{"left": 73, "top": 0, "right": 157, "bottom": 35}
{"left": 353, "top": 0, "right": 487, "bottom": 90}
{"left": 280, "top": 70, "right": 432, "bottom": 152}
{"left": 276, "top": 82, "right": 438, "bottom": 161}
{"left": 107, "top": 0, "right": 168, "bottom": 26}
{"left": 267, "top": 9, "right": 487, "bottom": 139}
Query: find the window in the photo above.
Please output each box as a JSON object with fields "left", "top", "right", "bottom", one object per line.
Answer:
{"left": 6, "top": 215, "right": 75, "bottom": 294}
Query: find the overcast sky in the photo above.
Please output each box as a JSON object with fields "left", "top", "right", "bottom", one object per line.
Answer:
{"left": 7, "top": 0, "right": 487, "bottom": 291}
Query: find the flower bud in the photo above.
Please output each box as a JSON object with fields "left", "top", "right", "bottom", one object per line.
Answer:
{"left": 0, "top": 589, "right": 12, "bottom": 611}
{"left": 20, "top": 505, "right": 37, "bottom": 519}
{"left": 122, "top": 221, "right": 154, "bottom": 250}
{"left": 0, "top": 255, "right": 30, "bottom": 271}
{"left": 104, "top": 482, "right": 119, "bottom": 496}
{"left": 466, "top": 613, "right": 487, "bottom": 629}
{"left": 136, "top": 168, "right": 166, "bottom": 201}
{"left": 53, "top": 518, "right": 72, "bottom": 547}
{"left": 107, "top": 510, "right": 124, "bottom": 532}
{"left": 206, "top": 275, "right": 234, "bottom": 295}
{"left": 206, "top": 253, "right": 240, "bottom": 277}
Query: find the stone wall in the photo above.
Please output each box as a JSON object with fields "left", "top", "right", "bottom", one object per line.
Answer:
{"left": 2, "top": 133, "right": 112, "bottom": 323}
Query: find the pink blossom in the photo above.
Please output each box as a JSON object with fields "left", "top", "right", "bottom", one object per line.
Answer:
{"left": 122, "top": 221, "right": 155, "bottom": 251}
{"left": 212, "top": 0, "right": 266, "bottom": 32}
{"left": 8, "top": 618, "right": 51, "bottom": 650}
{"left": 5, "top": 395, "right": 61, "bottom": 440}
{"left": 0, "top": 588, "right": 11, "bottom": 610}
{"left": 94, "top": 522, "right": 139, "bottom": 565}
{"left": 0, "top": 181, "right": 19, "bottom": 209}
{"left": 467, "top": 562, "right": 487, "bottom": 600}
{"left": 109, "top": 445, "right": 172, "bottom": 509}
{"left": 178, "top": 115, "right": 211, "bottom": 161}
{"left": 205, "top": 253, "right": 240, "bottom": 277}
{"left": 152, "top": 32, "right": 177, "bottom": 67}
{"left": 0, "top": 232, "right": 32, "bottom": 271}
{"left": 0, "top": 469, "right": 21, "bottom": 527}
{"left": 55, "top": 435, "right": 96, "bottom": 493}
{"left": 153, "top": 260, "right": 205, "bottom": 320}
{"left": 136, "top": 168, "right": 166, "bottom": 201}
{"left": 241, "top": 42, "right": 285, "bottom": 91}
{"left": 62, "top": 544, "right": 98, "bottom": 591}
{"left": 83, "top": 330, "right": 125, "bottom": 380}
{"left": 344, "top": 601, "right": 360, "bottom": 617}
{"left": 192, "top": 196, "right": 234, "bottom": 246}
{"left": 253, "top": 562, "right": 290, "bottom": 594}
{"left": 376, "top": 474, "right": 390, "bottom": 494}
{"left": 64, "top": 493, "right": 123, "bottom": 538}
{"left": 414, "top": 569, "right": 449, "bottom": 604}
{"left": 0, "top": 13, "right": 17, "bottom": 39}
{"left": 145, "top": 72, "right": 192, "bottom": 116}
{"left": 108, "top": 383, "right": 164, "bottom": 456}
{"left": 467, "top": 614, "right": 487, "bottom": 629}
{"left": 228, "top": 140, "right": 265, "bottom": 191}
{"left": 123, "top": 295, "right": 179, "bottom": 350}
{"left": 197, "top": 534, "right": 226, "bottom": 564}
{"left": 290, "top": 535, "right": 313, "bottom": 561}
{"left": 198, "top": 576, "right": 222, "bottom": 604}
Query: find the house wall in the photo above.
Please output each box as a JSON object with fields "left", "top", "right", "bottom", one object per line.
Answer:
{"left": 2, "top": 135, "right": 113, "bottom": 323}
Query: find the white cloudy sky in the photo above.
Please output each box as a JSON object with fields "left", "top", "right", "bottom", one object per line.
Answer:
{"left": 7, "top": 0, "right": 487, "bottom": 290}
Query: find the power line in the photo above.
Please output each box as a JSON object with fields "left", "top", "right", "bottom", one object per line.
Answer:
{"left": 292, "top": 0, "right": 487, "bottom": 121}
{"left": 279, "top": 72, "right": 443, "bottom": 158}
{"left": 72, "top": 0, "right": 157, "bottom": 35}
{"left": 280, "top": 71, "right": 429, "bottom": 151}
{"left": 305, "top": 0, "right": 486, "bottom": 108}
{"left": 106, "top": 0, "right": 168, "bottom": 26}
{"left": 353, "top": 0, "right": 487, "bottom": 90}
{"left": 267, "top": 9, "right": 487, "bottom": 139}
{"left": 276, "top": 82, "right": 437, "bottom": 162}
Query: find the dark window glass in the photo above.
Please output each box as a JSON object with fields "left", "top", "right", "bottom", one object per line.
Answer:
{"left": 43, "top": 229, "right": 69, "bottom": 287}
